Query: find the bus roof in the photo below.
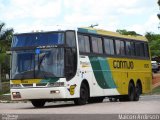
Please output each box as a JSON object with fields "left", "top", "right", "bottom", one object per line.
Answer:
{"left": 78, "top": 27, "right": 148, "bottom": 42}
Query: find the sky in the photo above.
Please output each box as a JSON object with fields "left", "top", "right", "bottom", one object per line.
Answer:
{"left": 0, "top": 0, "right": 159, "bottom": 35}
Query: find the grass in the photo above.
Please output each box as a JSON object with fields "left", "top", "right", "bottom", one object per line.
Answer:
{"left": 144, "top": 86, "right": 160, "bottom": 95}
{"left": 151, "top": 86, "right": 160, "bottom": 94}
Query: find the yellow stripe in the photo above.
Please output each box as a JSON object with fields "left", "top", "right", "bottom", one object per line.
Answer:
{"left": 11, "top": 79, "right": 42, "bottom": 84}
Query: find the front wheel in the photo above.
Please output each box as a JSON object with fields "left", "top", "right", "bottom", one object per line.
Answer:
{"left": 74, "top": 83, "right": 89, "bottom": 105}
{"left": 31, "top": 100, "right": 46, "bottom": 108}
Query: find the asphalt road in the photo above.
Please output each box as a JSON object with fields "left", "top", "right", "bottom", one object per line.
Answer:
{"left": 0, "top": 95, "right": 160, "bottom": 120}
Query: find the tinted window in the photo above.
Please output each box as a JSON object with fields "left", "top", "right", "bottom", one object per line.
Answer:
{"left": 78, "top": 35, "right": 90, "bottom": 53}
{"left": 130, "top": 42, "right": 135, "bottom": 56}
{"left": 12, "top": 33, "right": 64, "bottom": 47}
{"left": 140, "top": 43, "right": 145, "bottom": 57}
{"left": 144, "top": 43, "right": 149, "bottom": 58}
{"left": 66, "top": 31, "right": 76, "bottom": 47}
{"left": 126, "top": 41, "right": 131, "bottom": 56}
{"left": 91, "top": 37, "right": 103, "bottom": 54}
{"left": 104, "top": 38, "right": 115, "bottom": 55}
{"left": 115, "top": 40, "right": 125, "bottom": 55}
{"left": 135, "top": 42, "right": 141, "bottom": 56}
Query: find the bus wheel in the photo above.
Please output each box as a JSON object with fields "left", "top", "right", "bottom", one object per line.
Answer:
{"left": 31, "top": 100, "right": 46, "bottom": 108}
{"left": 134, "top": 82, "right": 142, "bottom": 101}
{"left": 95, "top": 97, "right": 104, "bottom": 103}
{"left": 119, "top": 97, "right": 127, "bottom": 102}
{"left": 109, "top": 98, "right": 118, "bottom": 102}
{"left": 127, "top": 82, "right": 135, "bottom": 101}
{"left": 88, "top": 97, "right": 104, "bottom": 103}
{"left": 74, "top": 83, "right": 89, "bottom": 105}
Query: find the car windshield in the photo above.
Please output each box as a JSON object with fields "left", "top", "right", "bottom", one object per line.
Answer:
{"left": 12, "top": 32, "right": 64, "bottom": 47}
{"left": 11, "top": 48, "right": 64, "bottom": 79}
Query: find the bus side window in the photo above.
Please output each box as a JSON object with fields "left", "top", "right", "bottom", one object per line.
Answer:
{"left": 135, "top": 42, "right": 141, "bottom": 57}
{"left": 66, "top": 31, "right": 76, "bottom": 47}
{"left": 91, "top": 37, "right": 103, "bottom": 54}
{"left": 144, "top": 43, "right": 149, "bottom": 58}
{"left": 104, "top": 38, "right": 115, "bottom": 55}
{"left": 78, "top": 34, "right": 90, "bottom": 53}
{"left": 115, "top": 40, "right": 125, "bottom": 56}
{"left": 126, "top": 41, "right": 131, "bottom": 56}
{"left": 130, "top": 42, "right": 135, "bottom": 56}
{"left": 140, "top": 43, "right": 145, "bottom": 57}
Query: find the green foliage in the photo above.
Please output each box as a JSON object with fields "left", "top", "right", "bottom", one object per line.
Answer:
{"left": 0, "top": 22, "right": 13, "bottom": 53}
{"left": 158, "top": 0, "right": 160, "bottom": 6}
{"left": 0, "top": 22, "right": 13, "bottom": 82}
{"left": 116, "top": 29, "right": 141, "bottom": 36}
{"left": 116, "top": 29, "right": 140, "bottom": 36}
{"left": 145, "top": 32, "right": 160, "bottom": 57}
{"left": 158, "top": 0, "right": 160, "bottom": 21}
{"left": 152, "top": 86, "right": 160, "bottom": 94}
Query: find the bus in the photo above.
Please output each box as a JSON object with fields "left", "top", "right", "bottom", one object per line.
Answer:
{"left": 10, "top": 27, "right": 152, "bottom": 107}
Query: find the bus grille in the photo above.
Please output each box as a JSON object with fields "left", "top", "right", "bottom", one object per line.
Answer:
{"left": 22, "top": 84, "right": 33, "bottom": 87}
{"left": 22, "top": 83, "right": 47, "bottom": 87}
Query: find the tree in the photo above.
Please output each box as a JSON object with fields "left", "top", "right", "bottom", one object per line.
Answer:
{"left": 116, "top": 29, "right": 141, "bottom": 36}
{"left": 158, "top": 0, "right": 160, "bottom": 28}
{"left": 0, "top": 22, "right": 13, "bottom": 52}
{"left": 0, "top": 22, "right": 13, "bottom": 91}
{"left": 145, "top": 32, "right": 160, "bottom": 57}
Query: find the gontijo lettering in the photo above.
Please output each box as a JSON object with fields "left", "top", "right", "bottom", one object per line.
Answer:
{"left": 113, "top": 60, "right": 134, "bottom": 69}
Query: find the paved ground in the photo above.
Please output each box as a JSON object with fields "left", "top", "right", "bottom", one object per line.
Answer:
{"left": 0, "top": 95, "right": 160, "bottom": 114}
{"left": 0, "top": 73, "right": 159, "bottom": 119}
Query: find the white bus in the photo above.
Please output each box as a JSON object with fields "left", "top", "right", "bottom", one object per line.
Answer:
{"left": 10, "top": 27, "right": 152, "bottom": 107}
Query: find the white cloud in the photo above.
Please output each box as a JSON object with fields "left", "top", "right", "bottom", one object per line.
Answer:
{"left": 117, "top": 7, "right": 145, "bottom": 15}
{"left": 126, "top": 15, "right": 159, "bottom": 34}
{"left": 1, "top": 0, "right": 62, "bottom": 20}
{"left": 0, "top": 0, "right": 158, "bottom": 34}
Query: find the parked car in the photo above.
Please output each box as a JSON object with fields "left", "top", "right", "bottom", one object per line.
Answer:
{"left": 151, "top": 61, "right": 159, "bottom": 73}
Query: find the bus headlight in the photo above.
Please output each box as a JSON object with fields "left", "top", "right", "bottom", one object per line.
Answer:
{"left": 48, "top": 82, "right": 65, "bottom": 87}
{"left": 10, "top": 84, "right": 22, "bottom": 88}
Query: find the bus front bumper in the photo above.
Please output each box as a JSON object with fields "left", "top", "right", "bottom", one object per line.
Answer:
{"left": 11, "top": 87, "right": 67, "bottom": 100}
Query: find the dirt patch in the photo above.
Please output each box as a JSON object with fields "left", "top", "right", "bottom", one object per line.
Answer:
{"left": 0, "top": 95, "right": 11, "bottom": 101}
{"left": 152, "top": 72, "right": 160, "bottom": 88}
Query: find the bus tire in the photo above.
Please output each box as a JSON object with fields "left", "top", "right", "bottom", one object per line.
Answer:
{"left": 127, "top": 82, "right": 135, "bottom": 101}
{"left": 31, "top": 100, "right": 46, "bottom": 108}
{"left": 134, "top": 82, "right": 142, "bottom": 101}
{"left": 95, "top": 97, "right": 104, "bottom": 103}
{"left": 88, "top": 97, "right": 104, "bottom": 103}
{"left": 109, "top": 97, "right": 118, "bottom": 102}
{"left": 74, "top": 83, "right": 89, "bottom": 105}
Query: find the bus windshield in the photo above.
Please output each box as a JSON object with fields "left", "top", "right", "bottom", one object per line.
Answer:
{"left": 11, "top": 48, "right": 64, "bottom": 79}
{"left": 12, "top": 32, "right": 64, "bottom": 47}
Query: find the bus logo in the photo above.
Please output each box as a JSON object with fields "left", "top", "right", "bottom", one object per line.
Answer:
{"left": 113, "top": 60, "right": 134, "bottom": 69}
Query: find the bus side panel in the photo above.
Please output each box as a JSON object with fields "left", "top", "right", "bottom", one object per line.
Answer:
{"left": 108, "top": 58, "right": 152, "bottom": 95}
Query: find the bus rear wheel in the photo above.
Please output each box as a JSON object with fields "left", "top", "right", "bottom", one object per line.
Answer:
{"left": 127, "top": 82, "right": 135, "bottom": 101}
{"left": 134, "top": 82, "right": 142, "bottom": 101}
{"left": 119, "top": 82, "right": 135, "bottom": 102}
{"left": 74, "top": 83, "right": 89, "bottom": 105}
{"left": 31, "top": 100, "right": 46, "bottom": 108}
